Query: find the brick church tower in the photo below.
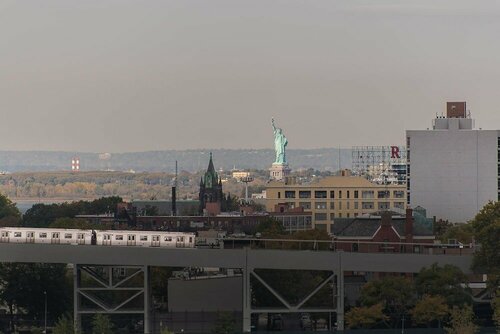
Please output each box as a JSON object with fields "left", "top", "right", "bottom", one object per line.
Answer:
{"left": 199, "top": 153, "right": 224, "bottom": 215}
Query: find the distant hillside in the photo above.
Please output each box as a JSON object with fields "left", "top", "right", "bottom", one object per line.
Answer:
{"left": 0, "top": 149, "right": 352, "bottom": 173}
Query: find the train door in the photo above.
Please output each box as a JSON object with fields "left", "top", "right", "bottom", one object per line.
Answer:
{"left": 26, "top": 231, "right": 35, "bottom": 243}
{"left": 51, "top": 232, "right": 60, "bottom": 244}
{"left": 151, "top": 235, "right": 160, "bottom": 247}
{"left": 77, "top": 233, "right": 86, "bottom": 245}
{"left": 0, "top": 231, "right": 9, "bottom": 243}
{"left": 127, "top": 234, "right": 136, "bottom": 246}
{"left": 91, "top": 231, "right": 97, "bottom": 245}
{"left": 188, "top": 236, "right": 194, "bottom": 247}
{"left": 103, "top": 234, "right": 111, "bottom": 246}
{"left": 176, "top": 236, "right": 185, "bottom": 248}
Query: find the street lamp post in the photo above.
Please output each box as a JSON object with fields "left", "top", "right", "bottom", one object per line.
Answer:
{"left": 44, "top": 290, "right": 47, "bottom": 333}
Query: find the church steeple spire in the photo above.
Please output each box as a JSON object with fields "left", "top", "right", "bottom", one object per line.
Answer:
{"left": 207, "top": 152, "right": 215, "bottom": 174}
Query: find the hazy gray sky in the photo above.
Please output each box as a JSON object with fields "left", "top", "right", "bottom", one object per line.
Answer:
{"left": 1, "top": 0, "right": 500, "bottom": 152}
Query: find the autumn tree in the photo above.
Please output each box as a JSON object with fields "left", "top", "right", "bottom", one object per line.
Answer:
{"left": 445, "top": 305, "right": 478, "bottom": 334}
{"left": 345, "top": 303, "right": 388, "bottom": 329}
{"left": 360, "top": 276, "right": 415, "bottom": 327}
{"left": 410, "top": 295, "right": 449, "bottom": 327}
{"left": 471, "top": 201, "right": 500, "bottom": 284}
{"left": 415, "top": 264, "right": 471, "bottom": 306}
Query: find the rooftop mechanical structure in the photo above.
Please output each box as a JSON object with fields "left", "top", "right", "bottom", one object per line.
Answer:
{"left": 351, "top": 146, "right": 407, "bottom": 185}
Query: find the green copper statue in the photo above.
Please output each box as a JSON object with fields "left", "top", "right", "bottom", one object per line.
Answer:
{"left": 271, "top": 118, "right": 288, "bottom": 164}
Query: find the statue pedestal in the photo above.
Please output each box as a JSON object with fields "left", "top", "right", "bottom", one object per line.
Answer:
{"left": 269, "top": 163, "right": 291, "bottom": 181}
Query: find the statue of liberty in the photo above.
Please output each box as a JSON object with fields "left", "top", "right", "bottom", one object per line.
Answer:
{"left": 271, "top": 118, "right": 288, "bottom": 164}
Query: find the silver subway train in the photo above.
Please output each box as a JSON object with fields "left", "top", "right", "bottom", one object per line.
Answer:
{"left": 0, "top": 227, "right": 196, "bottom": 248}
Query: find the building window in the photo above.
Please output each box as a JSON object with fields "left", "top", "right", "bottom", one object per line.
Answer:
{"left": 330, "top": 202, "right": 335, "bottom": 210}
{"left": 315, "top": 213, "right": 327, "bottom": 221}
{"left": 278, "top": 192, "right": 281, "bottom": 199}
{"left": 354, "top": 202, "right": 359, "bottom": 209}
{"left": 339, "top": 202, "right": 342, "bottom": 210}
{"left": 378, "top": 202, "right": 390, "bottom": 210}
{"left": 299, "top": 202, "right": 311, "bottom": 210}
{"left": 339, "top": 191, "right": 342, "bottom": 199}
{"left": 338, "top": 213, "right": 342, "bottom": 218}
{"left": 347, "top": 201, "right": 350, "bottom": 210}
{"left": 394, "top": 190, "right": 405, "bottom": 198}
{"left": 330, "top": 212, "right": 335, "bottom": 219}
{"left": 378, "top": 191, "right": 390, "bottom": 199}
{"left": 354, "top": 190, "right": 359, "bottom": 199}
{"left": 315, "top": 191, "right": 327, "bottom": 198}
{"left": 407, "top": 193, "right": 411, "bottom": 205}
{"left": 299, "top": 191, "right": 311, "bottom": 198}
{"left": 315, "top": 202, "right": 327, "bottom": 210}
{"left": 362, "top": 202, "right": 374, "bottom": 210}
{"left": 346, "top": 213, "right": 350, "bottom": 218}
{"left": 330, "top": 191, "right": 335, "bottom": 199}
{"left": 347, "top": 190, "right": 350, "bottom": 198}
{"left": 315, "top": 223, "right": 327, "bottom": 231}
{"left": 285, "top": 191, "right": 296, "bottom": 198}
{"left": 394, "top": 202, "right": 405, "bottom": 209}
{"left": 362, "top": 191, "right": 374, "bottom": 199}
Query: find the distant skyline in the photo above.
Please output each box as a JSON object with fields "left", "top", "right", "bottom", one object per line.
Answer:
{"left": 1, "top": 0, "right": 500, "bottom": 153}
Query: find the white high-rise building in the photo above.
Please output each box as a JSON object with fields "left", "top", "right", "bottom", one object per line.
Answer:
{"left": 406, "top": 102, "right": 500, "bottom": 222}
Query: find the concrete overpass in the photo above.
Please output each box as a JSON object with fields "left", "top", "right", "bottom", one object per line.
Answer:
{"left": 0, "top": 243, "right": 473, "bottom": 333}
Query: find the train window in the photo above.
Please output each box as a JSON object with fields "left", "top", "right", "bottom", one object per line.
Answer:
{"left": 27, "top": 232, "right": 34, "bottom": 238}
{"left": 1, "top": 232, "right": 8, "bottom": 237}
{"left": 104, "top": 235, "right": 111, "bottom": 240}
{"left": 177, "top": 237, "right": 184, "bottom": 242}
{"left": 128, "top": 235, "right": 136, "bottom": 241}
{"left": 14, "top": 232, "right": 22, "bottom": 238}
{"left": 152, "top": 236, "right": 159, "bottom": 242}
{"left": 164, "top": 236, "right": 172, "bottom": 242}
{"left": 64, "top": 233, "right": 72, "bottom": 239}
{"left": 52, "top": 233, "right": 60, "bottom": 238}
{"left": 140, "top": 236, "right": 148, "bottom": 241}
{"left": 77, "top": 234, "right": 84, "bottom": 239}
{"left": 115, "top": 235, "right": 124, "bottom": 241}
{"left": 39, "top": 233, "right": 47, "bottom": 238}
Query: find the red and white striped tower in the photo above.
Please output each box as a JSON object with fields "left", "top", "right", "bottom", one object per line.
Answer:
{"left": 71, "top": 158, "right": 80, "bottom": 172}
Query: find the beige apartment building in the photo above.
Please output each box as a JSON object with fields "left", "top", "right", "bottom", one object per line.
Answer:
{"left": 265, "top": 176, "right": 406, "bottom": 231}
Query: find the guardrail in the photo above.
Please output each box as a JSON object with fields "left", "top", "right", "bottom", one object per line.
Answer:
{"left": 217, "top": 238, "right": 474, "bottom": 255}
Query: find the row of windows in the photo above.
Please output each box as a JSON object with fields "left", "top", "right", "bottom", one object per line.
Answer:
{"left": 315, "top": 212, "right": 361, "bottom": 220}
{"left": 281, "top": 190, "right": 405, "bottom": 199}
{"left": 0, "top": 231, "right": 186, "bottom": 242}
{"left": 1, "top": 231, "right": 86, "bottom": 239}
{"left": 293, "top": 201, "right": 405, "bottom": 211}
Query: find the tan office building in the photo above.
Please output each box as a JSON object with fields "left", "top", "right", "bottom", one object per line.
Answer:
{"left": 265, "top": 176, "right": 406, "bottom": 231}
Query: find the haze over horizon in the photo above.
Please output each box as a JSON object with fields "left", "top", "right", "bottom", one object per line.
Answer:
{"left": 1, "top": 0, "right": 500, "bottom": 152}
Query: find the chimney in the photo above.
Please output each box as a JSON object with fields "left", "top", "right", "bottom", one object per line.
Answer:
{"left": 405, "top": 208, "right": 413, "bottom": 241}
{"left": 380, "top": 211, "right": 392, "bottom": 226}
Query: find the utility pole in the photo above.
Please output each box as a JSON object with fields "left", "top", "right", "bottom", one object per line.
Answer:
{"left": 44, "top": 290, "right": 47, "bottom": 333}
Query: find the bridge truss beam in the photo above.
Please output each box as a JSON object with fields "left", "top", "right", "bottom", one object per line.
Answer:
{"left": 73, "top": 264, "right": 151, "bottom": 334}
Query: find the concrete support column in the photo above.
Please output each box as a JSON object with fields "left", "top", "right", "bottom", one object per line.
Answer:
{"left": 336, "top": 252, "right": 345, "bottom": 331}
{"left": 242, "top": 249, "right": 252, "bottom": 332}
{"left": 73, "top": 264, "right": 81, "bottom": 334}
{"left": 144, "top": 266, "right": 151, "bottom": 334}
